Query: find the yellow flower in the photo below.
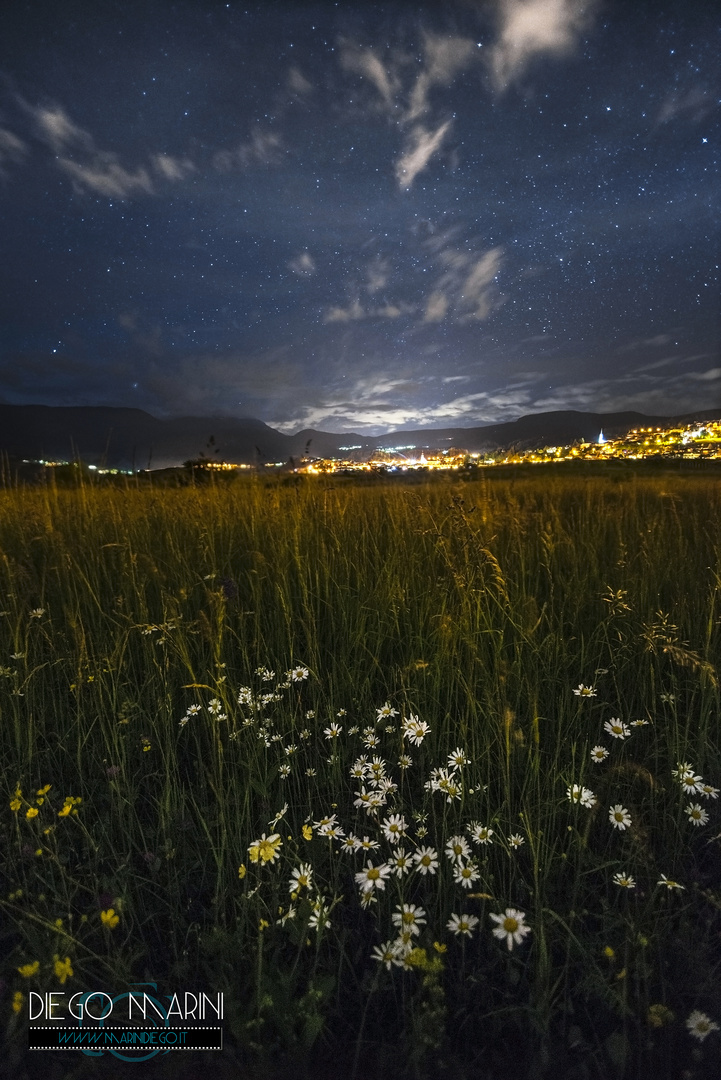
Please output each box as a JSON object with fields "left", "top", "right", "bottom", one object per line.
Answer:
{"left": 259, "top": 919, "right": 269, "bottom": 931}
{"left": 12, "top": 991, "right": 24, "bottom": 1014}
{"left": 54, "top": 918, "right": 63, "bottom": 929}
{"left": 57, "top": 803, "right": 71, "bottom": 818}
{"left": 248, "top": 833, "right": 282, "bottom": 865}
{"left": 26, "top": 807, "right": 39, "bottom": 819}
{"left": 603, "top": 946, "right": 615, "bottom": 959}
{"left": 9, "top": 798, "right": 21, "bottom": 812}
{"left": 302, "top": 824, "right": 313, "bottom": 840}
{"left": 35, "top": 848, "right": 42, "bottom": 857}
{"left": 17, "top": 961, "right": 39, "bottom": 978}
{"left": 238, "top": 863, "right": 247, "bottom": 879}
{"left": 648, "top": 1004, "right": 674, "bottom": 1028}
{"left": 53, "top": 955, "right": 74, "bottom": 985}
{"left": 100, "top": 908, "right": 119, "bottom": 929}
{"left": 433, "top": 941, "right": 447, "bottom": 953}
{"left": 36, "top": 785, "right": 52, "bottom": 796}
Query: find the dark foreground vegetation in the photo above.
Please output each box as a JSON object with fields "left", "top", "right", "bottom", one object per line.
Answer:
{"left": 1, "top": 470, "right": 719, "bottom": 1079}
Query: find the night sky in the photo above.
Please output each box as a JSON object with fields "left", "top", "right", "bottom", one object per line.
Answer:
{"left": 1, "top": 0, "right": 718, "bottom": 435}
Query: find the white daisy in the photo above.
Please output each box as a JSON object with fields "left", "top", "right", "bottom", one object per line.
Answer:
{"left": 467, "top": 822, "right": 494, "bottom": 845}
{"left": 391, "top": 903, "right": 426, "bottom": 937}
{"left": 490, "top": 908, "right": 531, "bottom": 951}
{"left": 685, "top": 1010, "right": 719, "bottom": 1042}
{"left": 354, "top": 861, "right": 391, "bottom": 894}
{"left": 604, "top": 718, "right": 631, "bottom": 740}
{"left": 609, "top": 805, "right": 632, "bottom": 830}
{"left": 371, "top": 940, "right": 404, "bottom": 970}
{"left": 453, "top": 861, "right": 481, "bottom": 888}
{"left": 389, "top": 848, "right": 412, "bottom": 877}
{"left": 381, "top": 814, "right": 408, "bottom": 844}
{"left": 445, "top": 835, "right": 471, "bottom": 863}
{"left": 413, "top": 846, "right": 439, "bottom": 875}
{"left": 447, "top": 912, "right": 479, "bottom": 937}
{"left": 686, "top": 803, "right": 709, "bottom": 826}
{"left": 657, "top": 874, "right": 684, "bottom": 890}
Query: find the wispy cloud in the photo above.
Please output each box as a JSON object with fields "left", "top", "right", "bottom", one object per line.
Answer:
{"left": 58, "top": 155, "right": 153, "bottom": 198}
{"left": 288, "top": 66, "right": 313, "bottom": 96}
{"left": 341, "top": 32, "right": 477, "bottom": 188}
{"left": 423, "top": 291, "right": 449, "bottom": 322}
{"left": 656, "top": 88, "right": 716, "bottom": 126}
{"left": 289, "top": 252, "right": 316, "bottom": 276}
{"left": 270, "top": 379, "right": 535, "bottom": 435}
{"left": 21, "top": 100, "right": 167, "bottom": 197}
{"left": 488, "top": 0, "right": 596, "bottom": 92}
{"left": 323, "top": 298, "right": 411, "bottom": 323}
{"left": 339, "top": 45, "right": 399, "bottom": 111}
{"left": 151, "top": 153, "right": 195, "bottom": 181}
{"left": 460, "top": 248, "right": 504, "bottom": 319}
{"left": 32, "top": 104, "right": 92, "bottom": 153}
{"left": 324, "top": 299, "right": 365, "bottom": 323}
{"left": 406, "top": 33, "right": 477, "bottom": 121}
{"left": 365, "top": 256, "right": 390, "bottom": 295}
{"left": 213, "top": 129, "right": 284, "bottom": 171}
{"left": 0, "top": 127, "right": 27, "bottom": 177}
{"left": 421, "top": 240, "right": 505, "bottom": 322}
{"left": 531, "top": 362, "right": 720, "bottom": 416}
{"left": 395, "top": 120, "right": 452, "bottom": 188}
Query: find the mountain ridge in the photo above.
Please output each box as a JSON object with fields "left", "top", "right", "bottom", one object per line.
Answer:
{"left": 0, "top": 404, "right": 718, "bottom": 469}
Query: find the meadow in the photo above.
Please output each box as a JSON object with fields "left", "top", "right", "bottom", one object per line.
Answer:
{"left": 1, "top": 467, "right": 720, "bottom": 1080}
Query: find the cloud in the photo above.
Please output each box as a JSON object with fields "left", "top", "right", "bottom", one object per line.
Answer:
{"left": 407, "top": 33, "right": 477, "bottom": 121}
{"left": 340, "top": 45, "right": 399, "bottom": 111}
{"left": 213, "top": 130, "right": 284, "bottom": 171}
{"left": 58, "top": 154, "right": 153, "bottom": 197}
{"left": 656, "top": 88, "right": 716, "bottom": 126}
{"left": 0, "top": 127, "right": 27, "bottom": 176}
{"left": 365, "top": 256, "right": 390, "bottom": 295}
{"left": 341, "top": 33, "right": 476, "bottom": 123}
{"left": 289, "top": 252, "right": 316, "bottom": 276}
{"left": 269, "top": 378, "right": 535, "bottom": 435}
{"left": 424, "top": 291, "right": 449, "bottom": 322}
{"left": 421, "top": 238, "right": 505, "bottom": 322}
{"left": 689, "top": 366, "right": 721, "bottom": 382}
{"left": 21, "top": 100, "right": 160, "bottom": 197}
{"left": 340, "top": 34, "right": 476, "bottom": 191}
{"left": 530, "top": 361, "right": 720, "bottom": 417}
{"left": 323, "top": 297, "right": 412, "bottom": 323}
{"left": 488, "top": 0, "right": 596, "bottom": 91}
{"left": 459, "top": 247, "right": 504, "bottom": 319}
{"left": 288, "top": 66, "right": 313, "bottom": 95}
{"left": 324, "top": 299, "right": 365, "bottom": 323}
{"left": 395, "top": 120, "right": 452, "bottom": 187}
{"left": 151, "top": 153, "right": 195, "bottom": 181}
{"left": 32, "top": 104, "right": 92, "bottom": 152}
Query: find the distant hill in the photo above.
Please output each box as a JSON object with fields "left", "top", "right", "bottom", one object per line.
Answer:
{"left": 0, "top": 404, "right": 718, "bottom": 470}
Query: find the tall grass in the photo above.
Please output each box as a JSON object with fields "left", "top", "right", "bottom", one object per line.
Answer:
{"left": 1, "top": 468, "right": 720, "bottom": 1079}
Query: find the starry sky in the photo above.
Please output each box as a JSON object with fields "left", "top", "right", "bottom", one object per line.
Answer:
{"left": 0, "top": 0, "right": 718, "bottom": 435}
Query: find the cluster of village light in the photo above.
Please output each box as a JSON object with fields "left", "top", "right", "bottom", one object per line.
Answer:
{"left": 21, "top": 419, "right": 721, "bottom": 475}
{"left": 297, "top": 418, "right": 721, "bottom": 474}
